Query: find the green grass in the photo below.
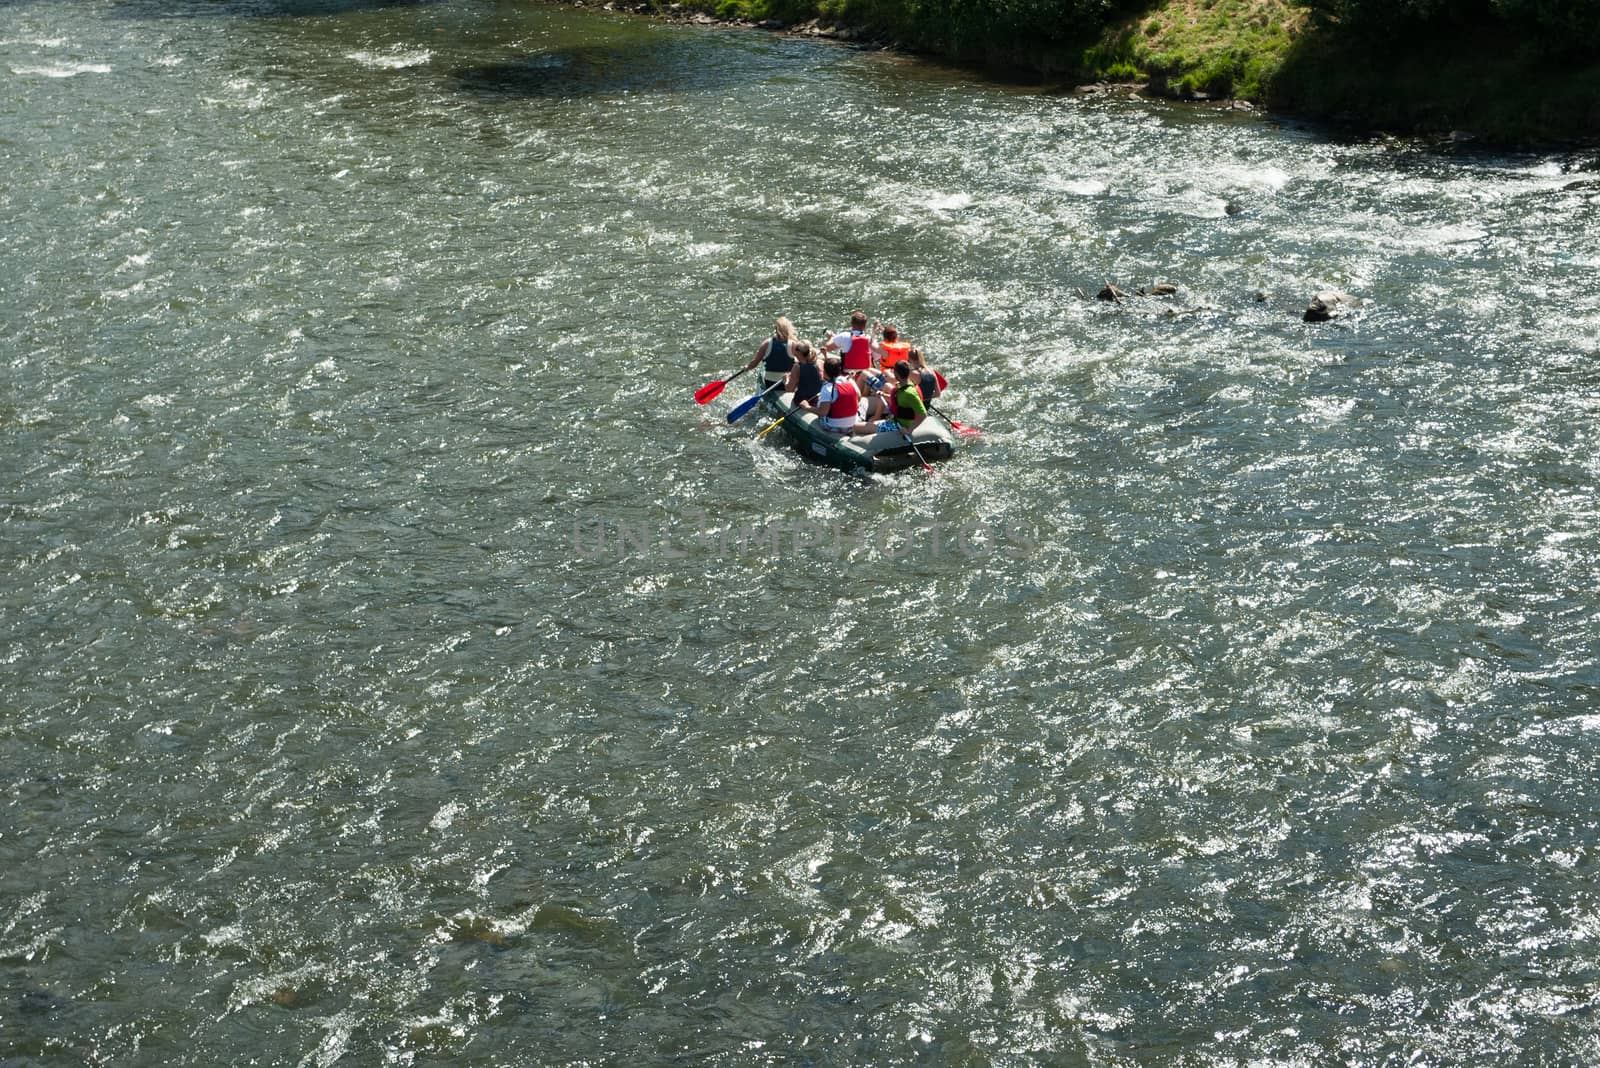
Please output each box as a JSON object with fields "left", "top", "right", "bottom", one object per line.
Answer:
{"left": 666, "top": 0, "right": 1311, "bottom": 99}
{"left": 1081, "top": 0, "right": 1308, "bottom": 99}
{"left": 1270, "top": 18, "right": 1600, "bottom": 142}
{"left": 603, "top": 0, "right": 1600, "bottom": 142}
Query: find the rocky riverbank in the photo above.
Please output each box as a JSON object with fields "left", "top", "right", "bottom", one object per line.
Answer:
{"left": 555, "top": 0, "right": 1283, "bottom": 106}
{"left": 543, "top": 0, "right": 1600, "bottom": 146}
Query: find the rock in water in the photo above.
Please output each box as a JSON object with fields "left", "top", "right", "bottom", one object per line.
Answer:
{"left": 1304, "top": 289, "right": 1356, "bottom": 322}
{"left": 20, "top": 988, "right": 67, "bottom": 1014}
{"left": 1097, "top": 283, "right": 1127, "bottom": 302}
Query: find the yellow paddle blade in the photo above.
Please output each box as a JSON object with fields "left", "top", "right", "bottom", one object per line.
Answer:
{"left": 758, "top": 416, "right": 786, "bottom": 438}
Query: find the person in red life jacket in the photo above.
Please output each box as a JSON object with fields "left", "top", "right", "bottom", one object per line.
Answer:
{"left": 812, "top": 355, "right": 874, "bottom": 435}
{"left": 824, "top": 310, "right": 877, "bottom": 385}
{"left": 875, "top": 359, "right": 928, "bottom": 435}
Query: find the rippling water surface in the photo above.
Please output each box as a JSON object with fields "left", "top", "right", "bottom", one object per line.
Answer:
{"left": 5, "top": 1, "right": 1600, "bottom": 1063}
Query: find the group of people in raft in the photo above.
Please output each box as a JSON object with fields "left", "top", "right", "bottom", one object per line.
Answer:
{"left": 741, "top": 312, "right": 944, "bottom": 437}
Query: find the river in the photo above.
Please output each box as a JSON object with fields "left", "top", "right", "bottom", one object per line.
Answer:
{"left": 4, "top": 0, "right": 1600, "bottom": 1063}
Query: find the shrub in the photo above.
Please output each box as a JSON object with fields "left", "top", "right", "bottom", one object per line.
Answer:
{"left": 1306, "top": 0, "right": 1600, "bottom": 56}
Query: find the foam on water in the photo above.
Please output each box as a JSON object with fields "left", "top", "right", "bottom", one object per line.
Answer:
{"left": 926, "top": 191, "right": 975, "bottom": 211}
{"left": 346, "top": 48, "right": 433, "bottom": 69}
{"left": 1055, "top": 177, "right": 1108, "bottom": 196}
{"left": 10, "top": 60, "right": 109, "bottom": 76}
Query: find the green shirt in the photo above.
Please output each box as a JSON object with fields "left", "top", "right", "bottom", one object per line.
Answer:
{"left": 893, "top": 385, "right": 926, "bottom": 428}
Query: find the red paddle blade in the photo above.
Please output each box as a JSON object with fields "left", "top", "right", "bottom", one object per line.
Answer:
{"left": 694, "top": 379, "right": 726, "bottom": 404}
{"left": 951, "top": 421, "right": 982, "bottom": 437}
{"left": 934, "top": 369, "right": 948, "bottom": 391}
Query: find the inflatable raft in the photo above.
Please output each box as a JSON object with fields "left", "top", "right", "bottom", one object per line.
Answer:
{"left": 757, "top": 388, "right": 956, "bottom": 473}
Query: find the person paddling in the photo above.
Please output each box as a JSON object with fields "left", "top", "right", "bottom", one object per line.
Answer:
{"left": 785, "top": 339, "right": 824, "bottom": 408}
{"left": 876, "top": 325, "right": 911, "bottom": 372}
{"left": 824, "top": 310, "right": 876, "bottom": 388}
{"left": 743, "top": 316, "right": 797, "bottom": 390}
{"left": 908, "top": 346, "right": 941, "bottom": 404}
{"left": 859, "top": 368, "right": 894, "bottom": 422}
{"left": 814, "top": 355, "right": 866, "bottom": 434}
{"left": 878, "top": 359, "right": 928, "bottom": 435}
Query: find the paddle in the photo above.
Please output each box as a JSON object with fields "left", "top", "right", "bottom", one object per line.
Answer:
{"left": 927, "top": 402, "right": 981, "bottom": 437}
{"left": 898, "top": 426, "right": 935, "bottom": 473}
{"left": 694, "top": 365, "right": 752, "bottom": 405}
{"left": 726, "top": 380, "right": 783, "bottom": 424}
{"left": 755, "top": 390, "right": 820, "bottom": 438}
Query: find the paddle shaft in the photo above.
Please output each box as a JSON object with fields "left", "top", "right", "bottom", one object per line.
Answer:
{"left": 695, "top": 364, "right": 753, "bottom": 404}
{"left": 927, "top": 402, "right": 979, "bottom": 436}
{"left": 727, "top": 379, "right": 784, "bottom": 424}
{"left": 899, "top": 425, "right": 935, "bottom": 472}
{"left": 757, "top": 385, "right": 809, "bottom": 437}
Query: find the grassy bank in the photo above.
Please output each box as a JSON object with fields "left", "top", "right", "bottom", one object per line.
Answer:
{"left": 640, "top": 0, "right": 1309, "bottom": 93}
{"left": 1267, "top": 20, "right": 1600, "bottom": 143}
{"left": 1087, "top": 2, "right": 1600, "bottom": 142}
{"left": 618, "top": 0, "right": 1600, "bottom": 142}
{"left": 1081, "top": 0, "right": 1306, "bottom": 100}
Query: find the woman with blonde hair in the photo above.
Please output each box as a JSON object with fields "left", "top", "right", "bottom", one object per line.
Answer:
{"left": 784, "top": 338, "right": 824, "bottom": 408}
{"left": 743, "top": 316, "right": 798, "bottom": 389}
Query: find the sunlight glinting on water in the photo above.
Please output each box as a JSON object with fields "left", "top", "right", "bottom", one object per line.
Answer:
{"left": 4, "top": 0, "right": 1600, "bottom": 1063}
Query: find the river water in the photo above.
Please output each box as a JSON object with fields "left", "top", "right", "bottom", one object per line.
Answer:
{"left": 5, "top": 0, "right": 1600, "bottom": 1063}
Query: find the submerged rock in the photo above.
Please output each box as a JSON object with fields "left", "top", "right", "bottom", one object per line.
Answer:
{"left": 20, "top": 988, "right": 68, "bottom": 1014}
{"left": 1074, "top": 81, "right": 1146, "bottom": 96}
{"left": 1303, "top": 289, "right": 1357, "bottom": 322}
{"left": 1097, "top": 282, "right": 1128, "bottom": 302}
